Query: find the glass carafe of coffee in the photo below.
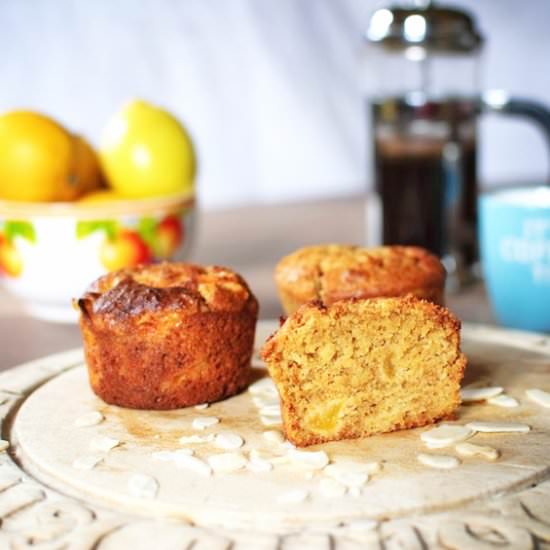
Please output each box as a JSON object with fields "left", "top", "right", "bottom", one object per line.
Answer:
{"left": 364, "top": 1, "right": 550, "bottom": 289}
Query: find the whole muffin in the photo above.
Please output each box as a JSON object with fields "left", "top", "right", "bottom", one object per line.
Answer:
{"left": 76, "top": 262, "right": 258, "bottom": 409}
{"left": 275, "top": 244, "right": 445, "bottom": 315}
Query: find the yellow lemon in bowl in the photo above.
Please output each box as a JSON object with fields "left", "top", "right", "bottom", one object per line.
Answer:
{"left": 99, "top": 100, "right": 196, "bottom": 199}
{"left": 0, "top": 111, "right": 103, "bottom": 202}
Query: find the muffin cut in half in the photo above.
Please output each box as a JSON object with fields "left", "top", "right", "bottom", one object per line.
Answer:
{"left": 261, "top": 296, "right": 466, "bottom": 446}
{"left": 275, "top": 244, "right": 446, "bottom": 315}
{"left": 77, "top": 262, "right": 258, "bottom": 409}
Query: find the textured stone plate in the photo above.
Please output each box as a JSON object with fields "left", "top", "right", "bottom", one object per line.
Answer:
{"left": 1, "top": 321, "right": 550, "bottom": 548}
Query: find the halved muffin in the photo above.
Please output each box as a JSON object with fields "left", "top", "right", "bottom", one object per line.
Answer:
{"left": 261, "top": 296, "right": 465, "bottom": 446}
{"left": 77, "top": 262, "right": 258, "bottom": 409}
{"left": 275, "top": 244, "right": 445, "bottom": 315}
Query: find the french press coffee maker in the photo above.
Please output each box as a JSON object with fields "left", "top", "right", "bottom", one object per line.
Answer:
{"left": 364, "top": 1, "right": 550, "bottom": 288}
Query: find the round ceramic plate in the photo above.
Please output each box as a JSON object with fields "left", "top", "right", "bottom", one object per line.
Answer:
{"left": 1, "top": 321, "right": 550, "bottom": 548}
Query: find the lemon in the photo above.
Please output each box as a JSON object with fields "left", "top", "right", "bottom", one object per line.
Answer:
{"left": 99, "top": 100, "right": 196, "bottom": 199}
{"left": 0, "top": 112, "right": 103, "bottom": 202}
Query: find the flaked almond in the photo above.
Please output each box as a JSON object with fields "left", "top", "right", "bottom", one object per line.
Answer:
{"left": 417, "top": 453, "right": 460, "bottom": 469}
{"left": 526, "top": 388, "right": 550, "bottom": 408}
{"left": 89, "top": 436, "right": 120, "bottom": 453}
{"left": 214, "top": 432, "right": 244, "bottom": 450}
{"left": 74, "top": 411, "right": 104, "bottom": 427}
{"left": 288, "top": 449, "right": 329, "bottom": 470}
{"left": 455, "top": 442, "right": 499, "bottom": 461}
{"left": 249, "top": 378, "right": 278, "bottom": 397}
{"left": 487, "top": 394, "right": 519, "bottom": 408}
{"left": 466, "top": 421, "right": 530, "bottom": 433}
{"left": 460, "top": 386, "right": 503, "bottom": 402}
{"left": 192, "top": 416, "right": 220, "bottom": 430}
{"left": 421, "top": 424, "right": 473, "bottom": 448}
{"left": 207, "top": 452, "right": 248, "bottom": 473}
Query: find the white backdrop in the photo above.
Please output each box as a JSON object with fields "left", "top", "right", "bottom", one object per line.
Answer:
{"left": 1, "top": 0, "right": 549, "bottom": 209}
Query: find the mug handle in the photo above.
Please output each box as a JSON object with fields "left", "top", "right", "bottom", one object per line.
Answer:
{"left": 479, "top": 90, "right": 550, "bottom": 182}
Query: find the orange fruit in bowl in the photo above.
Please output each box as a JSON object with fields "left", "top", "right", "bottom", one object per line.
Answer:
{"left": 60, "top": 135, "right": 104, "bottom": 201}
{"left": 0, "top": 111, "right": 102, "bottom": 202}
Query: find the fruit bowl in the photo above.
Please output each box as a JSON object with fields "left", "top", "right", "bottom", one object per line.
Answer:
{"left": 0, "top": 191, "right": 195, "bottom": 322}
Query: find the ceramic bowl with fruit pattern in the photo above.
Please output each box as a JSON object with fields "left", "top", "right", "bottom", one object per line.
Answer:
{"left": 0, "top": 191, "right": 195, "bottom": 322}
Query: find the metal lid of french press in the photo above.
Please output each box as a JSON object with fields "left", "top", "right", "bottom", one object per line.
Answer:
{"left": 366, "top": 1, "right": 483, "bottom": 53}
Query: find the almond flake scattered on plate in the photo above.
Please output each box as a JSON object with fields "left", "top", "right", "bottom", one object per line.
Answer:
{"left": 288, "top": 449, "right": 330, "bottom": 470}
{"left": 214, "top": 432, "right": 244, "bottom": 450}
{"left": 192, "top": 416, "right": 220, "bottom": 430}
{"left": 460, "top": 386, "right": 503, "bottom": 402}
{"left": 74, "top": 411, "right": 104, "bottom": 427}
{"left": 179, "top": 434, "right": 215, "bottom": 444}
{"left": 252, "top": 396, "right": 280, "bottom": 408}
{"left": 259, "top": 404, "right": 281, "bottom": 417}
{"left": 466, "top": 421, "right": 530, "bottom": 433}
{"left": 260, "top": 416, "right": 281, "bottom": 426}
{"left": 455, "top": 442, "right": 499, "bottom": 461}
{"left": 323, "top": 466, "right": 369, "bottom": 488}
{"left": 420, "top": 424, "right": 473, "bottom": 448}
{"left": 248, "top": 378, "right": 278, "bottom": 396}
{"left": 246, "top": 456, "right": 273, "bottom": 473}
{"left": 89, "top": 436, "right": 120, "bottom": 453}
{"left": 262, "top": 430, "right": 284, "bottom": 444}
{"left": 207, "top": 452, "right": 248, "bottom": 473}
{"left": 526, "top": 388, "right": 550, "bottom": 408}
{"left": 417, "top": 453, "right": 460, "bottom": 469}
{"left": 487, "top": 394, "right": 519, "bottom": 408}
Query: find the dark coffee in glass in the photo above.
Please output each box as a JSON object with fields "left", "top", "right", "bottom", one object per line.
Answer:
{"left": 372, "top": 96, "right": 479, "bottom": 284}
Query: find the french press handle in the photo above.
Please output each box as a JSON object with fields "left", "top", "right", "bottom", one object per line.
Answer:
{"left": 479, "top": 91, "right": 550, "bottom": 181}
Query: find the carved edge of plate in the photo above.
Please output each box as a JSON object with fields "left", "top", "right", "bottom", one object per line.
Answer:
{"left": 0, "top": 331, "right": 548, "bottom": 548}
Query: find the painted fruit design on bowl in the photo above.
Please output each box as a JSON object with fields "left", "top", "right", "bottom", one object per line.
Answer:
{"left": 0, "top": 221, "right": 36, "bottom": 278}
{"left": 76, "top": 213, "right": 184, "bottom": 271}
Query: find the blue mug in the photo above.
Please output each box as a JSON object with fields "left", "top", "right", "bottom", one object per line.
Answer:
{"left": 479, "top": 186, "right": 550, "bottom": 332}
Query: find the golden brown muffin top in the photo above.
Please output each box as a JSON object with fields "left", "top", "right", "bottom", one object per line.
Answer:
{"left": 78, "top": 262, "right": 258, "bottom": 320}
{"left": 275, "top": 244, "right": 445, "bottom": 305}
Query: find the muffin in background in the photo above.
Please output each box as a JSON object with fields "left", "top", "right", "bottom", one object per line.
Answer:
{"left": 275, "top": 244, "right": 446, "bottom": 315}
{"left": 76, "top": 262, "right": 258, "bottom": 409}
